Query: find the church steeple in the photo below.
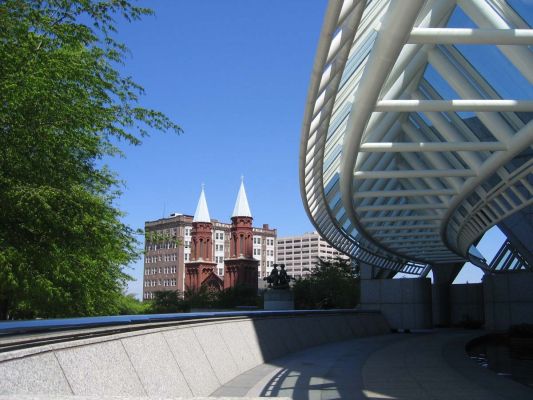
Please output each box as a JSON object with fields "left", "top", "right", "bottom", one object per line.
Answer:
{"left": 224, "top": 178, "right": 258, "bottom": 291}
{"left": 185, "top": 184, "right": 221, "bottom": 292}
{"left": 232, "top": 177, "right": 252, "bottom": 218}
{"left": 193, "top": 184, "right": 211, "bottom": 223}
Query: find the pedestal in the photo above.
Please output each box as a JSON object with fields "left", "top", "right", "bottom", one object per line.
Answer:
{"left": 264, "top": 289, "right": 294, "bottom": 310}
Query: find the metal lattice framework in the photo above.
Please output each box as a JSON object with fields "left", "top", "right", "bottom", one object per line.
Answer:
{"left": 300, "top": 0, "right": 533, "bottom": 275}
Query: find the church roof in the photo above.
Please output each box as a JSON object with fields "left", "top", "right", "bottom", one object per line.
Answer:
{"left": 193, "top": 185, "right": 211, "bottom": 223}
{"left": 232, "top": 179, "right": 252, "bottom": 218}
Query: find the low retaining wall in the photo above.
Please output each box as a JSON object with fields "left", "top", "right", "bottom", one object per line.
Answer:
{"left": 0, "top": 311, "right": 389, "bottom": 398}
{"left": 450, "top": 283, "right": 484, "bottom": 326}
{"left": 484, "top": 271, "right": 533, "bottom": 330}
{"left": 360, "top": 278, "right": 432, "bottom": 330}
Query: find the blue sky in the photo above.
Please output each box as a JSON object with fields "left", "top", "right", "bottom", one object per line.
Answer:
{"left": 105, "top": 1, "right": 517, "bottom": 297}
{"left": 107, "top": 0, "right": 327, "bottom": 296}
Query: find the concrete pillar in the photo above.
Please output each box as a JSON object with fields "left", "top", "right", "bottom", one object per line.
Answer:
{"left": 431, "top": 263, "right": 463, "bottom": 327}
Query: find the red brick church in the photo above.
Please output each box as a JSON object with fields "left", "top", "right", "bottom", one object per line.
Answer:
{"left": 184, "top": 180, "right": 259, "bottom": 293}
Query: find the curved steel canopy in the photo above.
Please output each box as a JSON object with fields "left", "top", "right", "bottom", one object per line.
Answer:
{"left": 300, "top": 0, "right": 533, "bottom": 275}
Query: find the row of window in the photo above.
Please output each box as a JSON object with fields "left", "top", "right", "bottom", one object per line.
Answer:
{"left": 215, "top": 232, "right": 224, "bottom": 240}
{"left": 215, "top": 256, "right": 224, "bottom": 263}
{"left": 215, "top": 244, "right": 224, "bottom": 252}
{"left": 146, "top": 242, "right": 178, "bottom": 251}
{"left": 144, "top": 279, "right": 177, "bottom": 287}
{"left": 278, "top": 237, "right": 319, "bottom": 244}
{"left": 145, "top": 253, "right": 178, "bottom": 263}
{"left": 145, "top": 266, "right": 177, "bottom": 275}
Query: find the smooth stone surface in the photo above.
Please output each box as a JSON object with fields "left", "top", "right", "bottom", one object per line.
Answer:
{"left": 55, "top": 340, "right": 145, "bottom": 396}
{"left": 346, "top": 314, "right": 367, "bottom": 336}
{"left": 361, "top": 278, "right": 433, "bottom": 330}
{"left": 192, "top": 323, "right": 239, "bottom": 385}
{"left": 484, "top": 272, "right": 533, "bottom": 330}
{"left": 0, "top": 312, "right": 390, "bottom": 398}
{"left": 0, "top": 396, "right": 291, "bottom": 400}
{"left": 263, "top": 290, "right": 294, "bottom": 310}
{"left": 218, "top": 322, "right": 257, "bottom": 373}
{"left": 121, "top": 332, "right": 192, "bottom": 397}
{"left": 236, "top": 320, "right": 265, "bottom": 366}
{"left": 163, "top": 328, "right": 219, "bottom": 396}
{"left": 0, "top": 353, "right": 72, "bottom": 395}
{"left": 215, "top": 331, "right": 533, "bottom": 400}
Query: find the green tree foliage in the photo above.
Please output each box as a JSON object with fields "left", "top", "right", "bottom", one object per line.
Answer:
{"left": 0, "top": 0, "right": 181, "bottom": 319}
{"left": 116, "top": 293, "right": 150, "bottom": 315}
{"left": 215, "top": 285, "right": 261, "bottom": 309}
{"left": 150, "top": 290, "right": 189, "bottom": 314}
{"left": 144, "top": 285, "right": 263, "bottom": 314}
{"left": 293, "top": 257, "right": 360, "bottom": 309}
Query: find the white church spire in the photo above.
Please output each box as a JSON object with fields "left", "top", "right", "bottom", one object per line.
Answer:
{"left": 232, "top": 177, "right": 252, "bottom": 218}
{"left": 193, "top": 184, "right": 211, "bottom": 223}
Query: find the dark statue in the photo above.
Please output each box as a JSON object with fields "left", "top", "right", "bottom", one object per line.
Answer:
{"left": 264, "top": 263, "right": 292, "bottom": 289}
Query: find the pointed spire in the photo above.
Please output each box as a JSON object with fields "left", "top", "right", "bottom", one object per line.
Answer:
{"left": 193, "top": 184, "right": 211, "bottom": 223}
{"left": 232, "top": 178, "right": 252, "bottom": 218}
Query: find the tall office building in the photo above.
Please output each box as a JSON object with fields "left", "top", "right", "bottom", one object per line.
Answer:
{"left": 276, "top": 232, "right": 349, "bottom": 278}
{"left": 143, "top": 184, "right": 276, "bottom": 300}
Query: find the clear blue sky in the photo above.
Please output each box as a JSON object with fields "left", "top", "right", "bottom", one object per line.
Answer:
{"left": 106, "top": 0, "right": 327, "bottom": 296}
{"left": 104, "top": 1, "right": 518, "bottom": 297}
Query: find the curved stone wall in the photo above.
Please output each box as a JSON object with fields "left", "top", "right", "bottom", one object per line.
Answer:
{"left": 0, "top": 312, "right": 389, "bottom": 398}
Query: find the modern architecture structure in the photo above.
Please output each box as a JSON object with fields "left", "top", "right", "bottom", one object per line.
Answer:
{"left": 300, "top": 0, "right": 532, "bottom": 327}
{"left": 143, "top": 181, "right": 276, "bottom": 299}
{"left": 276, "top": 231, "right": 350, "bottom": 277}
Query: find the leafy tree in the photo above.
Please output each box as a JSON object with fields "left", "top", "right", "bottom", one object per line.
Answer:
{"left": 215, "top": 284, "right": 260, "bottom": 309}
{"left": 0, "top": 0, "right": 181, "bottom": 319}
{"left": 150, "top": 290, "right": 189, "bottom": 314}
{"left": 184, "top": 286, "right": 217, "bottom": 310}
{"left": 293, "top": 257, "right": 360, "bottom": 309}
{"left": 117, "top": 293, "right": 150, "bottom": 315}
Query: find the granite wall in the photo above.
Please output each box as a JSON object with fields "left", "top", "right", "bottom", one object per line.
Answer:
{"left": 484, "top": 271, "right": 533, "bottom": 330}
{"left": 0, "top": 312, "right": 389, "bottom": 398}
{"left": 449, "top": 283, "right": 484, "bottom": 326}
{"left": 360, "top": 278, "right": 433, "bottom": 330}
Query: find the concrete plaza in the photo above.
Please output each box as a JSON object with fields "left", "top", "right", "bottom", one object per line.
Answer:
{"left": 215, "top": 331, "right": 533, "bottom": 400}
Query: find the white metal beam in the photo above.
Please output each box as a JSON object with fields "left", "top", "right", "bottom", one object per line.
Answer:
{"left": 408, "top": 28, "right": 533, "bottom": 45}
{"left": 357, "top": 203, "right": 447, "bottom": 212}
{"left": 354, "top": 169, "right": 475, "bottom": 179}
{"left": 366, "top": 224, "right": 439, "bottom": 231}
{"left": 354, "top": 188, "right": 456, "bottom": 198}
{"left": 375, "top": 99, "right": 533, "bottom": 112}
{"left": 360, "top": 142, "right": 506, "bottom": 152}
{"left": 361, "top": 215, "right": 442, "bottom": 223}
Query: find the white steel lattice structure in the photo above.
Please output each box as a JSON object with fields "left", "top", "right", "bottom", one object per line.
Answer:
{"left": 300, "top": 0, "right": 533, "bottom": 275}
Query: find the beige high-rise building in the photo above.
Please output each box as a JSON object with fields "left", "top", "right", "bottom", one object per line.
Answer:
{"left": 276, "top": 232, "right": 350, "bottom": 278}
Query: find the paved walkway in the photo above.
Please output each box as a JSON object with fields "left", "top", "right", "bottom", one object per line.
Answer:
{"left": 212, "top": 331, "right": 533, "bottom": 400}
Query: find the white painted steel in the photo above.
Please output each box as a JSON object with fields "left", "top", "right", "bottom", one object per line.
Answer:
{"left": 408, "top": 28, "right": 533, "bottom": 45}
{"left": 300, "top": 0, "right": 533, "bottom": 275}
{"left": 375, "top": 99, "right": 533, "bottom": 112}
